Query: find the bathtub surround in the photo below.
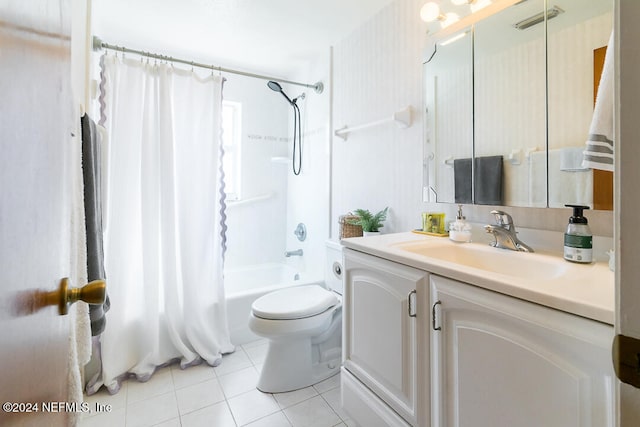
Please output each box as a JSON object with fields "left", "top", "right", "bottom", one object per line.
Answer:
{"left": 222, "top": 75, "right": 290, "bottom": 270}
{"left": 92, "top": 57, "right": 233, "bottom": 394}
{"left": 286, "top": 53, "right": 332, "bottom": 280}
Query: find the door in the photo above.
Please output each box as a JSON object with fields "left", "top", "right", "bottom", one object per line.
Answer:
{"left": 616, "top": 0, "right": 640, "bottom": 425}
{"left": 343, "top": 249, "right": 429, "bottom": 426}
{"left": 0, "top": 1, "right": 75, "bottom": 426}
{"left": 431, "top": 275, "right": 615, "bottom": 427}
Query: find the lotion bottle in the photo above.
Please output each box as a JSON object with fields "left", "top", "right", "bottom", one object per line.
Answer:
{"left": 563, "top": 204, "right": 593, "bottom": 263}
{"left": 449, "top": 205, "right": 472, "bottom": 243}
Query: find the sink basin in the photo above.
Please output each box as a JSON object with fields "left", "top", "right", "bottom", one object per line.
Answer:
{"left": 393, "top": 241, "right": 569, "bottom": 280}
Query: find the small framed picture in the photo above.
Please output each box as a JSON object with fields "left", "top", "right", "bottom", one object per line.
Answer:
{"left": 423, "top": 212, "right": 445, "bottom": 234}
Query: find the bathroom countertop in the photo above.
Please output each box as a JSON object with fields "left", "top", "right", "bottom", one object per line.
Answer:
{"left": 341, "top": 232, "right": 615, "bottom": 325}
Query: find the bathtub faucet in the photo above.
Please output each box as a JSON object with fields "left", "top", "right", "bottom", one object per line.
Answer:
{"left": 285, "top": 249, "right": 303, "bottom": 257}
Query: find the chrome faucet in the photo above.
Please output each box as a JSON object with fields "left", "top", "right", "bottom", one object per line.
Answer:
{"left": 484, "top": 210, "right": 534, "bottom": 252}
{"left": 284, "top": 249, "right": 303, "bottom": 257}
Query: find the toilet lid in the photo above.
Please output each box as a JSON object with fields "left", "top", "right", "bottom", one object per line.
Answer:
{"left": 252, "top": 285, "right": 339, "bottom": 320}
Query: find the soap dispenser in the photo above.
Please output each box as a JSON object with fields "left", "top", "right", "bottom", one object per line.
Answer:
{"left": 449, "top": 205, "right": 472, "bottom": 243}
{"left": 563, "top": 204, "right": 592, "bottom": 263}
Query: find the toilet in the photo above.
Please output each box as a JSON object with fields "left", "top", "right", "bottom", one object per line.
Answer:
{"left": 248, "top": 241, "right": 343, "bottom": 393}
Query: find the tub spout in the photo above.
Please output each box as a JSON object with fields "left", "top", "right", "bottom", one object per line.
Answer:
{"left": 285, "top": 249, "right": 303, "bottom": 257}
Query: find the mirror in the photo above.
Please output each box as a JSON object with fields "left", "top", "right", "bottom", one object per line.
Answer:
{"left": 424, "top": 27, "right": 473, "bottom": 204}
{"left": 547, "top": 0, "right": 613, "bottom": 209}
{"left": 423, "top": 0, "right": 613, "bottom": 209}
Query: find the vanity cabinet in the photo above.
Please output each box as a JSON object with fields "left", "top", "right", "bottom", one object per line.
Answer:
{"left": 341, "top": 249, "right": 429, "bottom": 427}
{"left": 430, "top": 275, "right": 615, "bottom": 427}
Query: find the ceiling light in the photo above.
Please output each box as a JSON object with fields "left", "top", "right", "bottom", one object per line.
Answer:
{"left": 513, "top": 5, "right": 564, "bottom": 30}
{"left": 420, "top": 2, "right": 444, "bottom": 22}
{"left": 470, "top": 0, "right": 492, "bottom": 13}
{"left": 441, "top": 12, "right": 460, "bottom": 28}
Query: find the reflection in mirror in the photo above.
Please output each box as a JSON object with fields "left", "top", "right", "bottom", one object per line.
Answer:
{"left": 547, "top": 0, "right": 612, "bottom": 209}
{"left": 424, "top": 28, "right": 472, "bottom": 204}
{"left": 474, "top": 0, "right": 545, "bottom": 207}
{"left": 423, "top": 0, "right": 614, "bottom": 211}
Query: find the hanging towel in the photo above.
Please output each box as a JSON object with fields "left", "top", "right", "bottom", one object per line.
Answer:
{"left": 81, "top": 114, "right": 110, "bottom": 336}
{"left": 583, "top": 31, "right": 614, "bottom": 171}
{"left": 454, "top": 158, "right": 472, "bottom": 204}
{"left": 560, "top": 147, "right": 590, "bottom": 171}
{"left": 475, "top": 155, "right": 504, "bottom": 205}
{"left": 454, "top": 156, "right": 503, "bottom": 205}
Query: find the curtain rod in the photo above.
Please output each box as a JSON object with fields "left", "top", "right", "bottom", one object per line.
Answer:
{"left": 92, "top": 36, "right": 324, "bottom": 94}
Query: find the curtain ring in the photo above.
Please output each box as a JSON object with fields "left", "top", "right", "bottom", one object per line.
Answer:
{"left": 191, "top": 61, "right": 194, "bottom": 72}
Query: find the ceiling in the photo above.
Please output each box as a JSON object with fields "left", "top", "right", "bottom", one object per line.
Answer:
{"left": 92, "top": 0, "right": 397, "bottom": 79}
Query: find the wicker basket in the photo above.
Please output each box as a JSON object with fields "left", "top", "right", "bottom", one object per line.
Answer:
{"left": 339, "top": 214, "right": 363, "bottom": 239}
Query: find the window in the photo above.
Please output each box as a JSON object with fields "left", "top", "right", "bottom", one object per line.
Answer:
{"left": 221, "top": 100, "right": 242, "bottom": 201}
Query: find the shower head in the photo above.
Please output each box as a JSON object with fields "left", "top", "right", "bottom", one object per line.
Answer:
{"left": 267, "top": 80, "right": 294, "bottom": 105}
{"left": 267, "top": 81, "right": 282, "bottom": 92}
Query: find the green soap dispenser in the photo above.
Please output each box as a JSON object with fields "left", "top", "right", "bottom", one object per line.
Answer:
{"left": 564, "top": 205, "right": 593, "bottom": 263}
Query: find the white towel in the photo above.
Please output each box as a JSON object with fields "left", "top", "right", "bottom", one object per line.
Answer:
{"left": 560, "top": 147, "right": 589, "bottom": 171}
{"left": 583, "top": 31, "right": 614, "bottom": 171}
{"left": 549, "top": 149, "right": 593, "bottom": 208}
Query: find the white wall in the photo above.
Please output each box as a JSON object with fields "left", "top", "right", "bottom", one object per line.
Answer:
{"left": 332, "top": 0, "right": 427, "bottom": 237}
{"left": 331, "top": 0, "right": 613, "bottom": 239}
{"left": 284, "top": 53, "right": 331, "bottom": 280}
{"left": 222, "top": 75, "right": 290, "bottom": 269}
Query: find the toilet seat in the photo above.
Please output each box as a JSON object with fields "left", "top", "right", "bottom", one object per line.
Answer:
{"left": 252, "top": 285, "right": 338, "bottom": 320}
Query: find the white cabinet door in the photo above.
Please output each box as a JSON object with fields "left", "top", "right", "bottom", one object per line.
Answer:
{"left": 343, "top": 249, "right": 429, "bottom": 426}
{"left": 430, "top": 275, "right": 615, "bottom": 427}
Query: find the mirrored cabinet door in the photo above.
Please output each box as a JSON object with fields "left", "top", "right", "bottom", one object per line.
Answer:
{"left": 474, "top": 0, "right": 546, "bottom": 207}
{"left": 547, "top": 0, "right": 613, "bottom": 209}
{"left": 423, "top": 0, "right": 614, "bottom": 211}
{"left": 424, "top": 28, "right": 473, "bottom": 204}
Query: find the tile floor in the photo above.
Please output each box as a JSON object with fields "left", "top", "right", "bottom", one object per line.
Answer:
{"left": 79, "top": 339, "right": 355, "bottom": 427}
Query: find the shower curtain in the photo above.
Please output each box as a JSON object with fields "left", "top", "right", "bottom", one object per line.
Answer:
{"left": 91, "top": 55, "right": 233, "bottom": 393}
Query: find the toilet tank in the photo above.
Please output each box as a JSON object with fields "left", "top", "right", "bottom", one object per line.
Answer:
{"left": 325, "top": 240, "right": 344, "bottom": 295}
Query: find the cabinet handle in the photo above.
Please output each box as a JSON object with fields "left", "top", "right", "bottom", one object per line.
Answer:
{"left": 408, "top": 289, "right": 417, "bottom": 318}
{"left": 432, "top": 300, "right": 442, "bottom": 331}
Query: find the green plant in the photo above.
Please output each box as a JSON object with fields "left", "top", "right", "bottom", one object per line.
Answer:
{"left": 349, "top": 207, "right": 389, "bottom": 232}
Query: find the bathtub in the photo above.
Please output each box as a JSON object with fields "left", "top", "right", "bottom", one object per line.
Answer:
{"left": 225, "top": 263, "right": 323, "bottom": 346}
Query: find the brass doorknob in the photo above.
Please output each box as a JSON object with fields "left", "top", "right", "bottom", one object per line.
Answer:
{"left": 39, "top": 278, "right": 106, "bottom": 315}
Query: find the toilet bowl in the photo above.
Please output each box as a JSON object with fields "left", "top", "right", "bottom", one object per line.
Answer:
{"left": 248, "top": 242, "right": 343, "bottom": 393}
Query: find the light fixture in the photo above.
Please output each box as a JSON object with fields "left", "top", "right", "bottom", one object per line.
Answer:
{"left": 513, "top": 5, "right": 564, "bottom": 30}
{"left": 422, "top": 0, "right": 491, "bottom": 27}
{"left": 469, "top": 0, "right": 492, "bottom": 13}
{"left": 420, "top": 2, "right": 444, "bottom": 22}
{"left": 439, "top": 31, "right": 468, "bottom": 46}
{"left": 421, "top": 2, "right": 460, "bottom": 28}
{"left": 441, "top": 12, "right": 460, "bottom": 27}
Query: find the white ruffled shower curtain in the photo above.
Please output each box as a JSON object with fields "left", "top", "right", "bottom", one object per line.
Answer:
{"left": 90, "top": 55, "right": 233, "bottom": 393}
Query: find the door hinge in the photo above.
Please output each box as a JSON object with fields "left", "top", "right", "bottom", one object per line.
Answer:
{"left": 613, "top": 334, "right": 640, "bottom": 389}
